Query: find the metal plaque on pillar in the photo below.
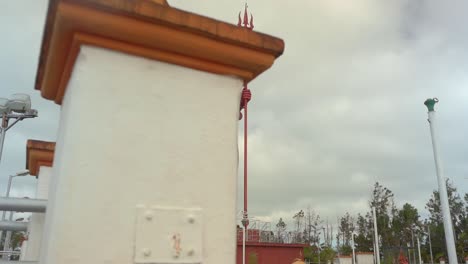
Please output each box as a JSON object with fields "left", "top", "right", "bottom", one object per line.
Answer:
{"left": 134, "top": 206, "right": 203, "bottom": 264}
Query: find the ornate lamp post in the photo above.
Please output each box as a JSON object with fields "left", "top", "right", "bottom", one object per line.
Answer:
{"left": 424, "top": 98, "right": 458, "bottom": 264}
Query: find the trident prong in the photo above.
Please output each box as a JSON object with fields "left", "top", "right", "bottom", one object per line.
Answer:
{"left": 238, "top": 3, "right": 254, "bottom": 30}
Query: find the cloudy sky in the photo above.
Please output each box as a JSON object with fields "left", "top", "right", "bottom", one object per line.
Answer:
{"left": 1, "top": 0, "right": 468, "bottom": 230}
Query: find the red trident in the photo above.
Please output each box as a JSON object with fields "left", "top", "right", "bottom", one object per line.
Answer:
{"left": 237, "top": 3, "right": 254, "bottom": 30}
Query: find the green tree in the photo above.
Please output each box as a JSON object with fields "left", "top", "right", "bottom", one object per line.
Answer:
{"left": 355, "top": 213, "right": 374, "bottom": 252}
{"left": 337, "top": 212, "right": 355, "bottom": 254}
{"left": 458, "top": 194, "right": 468, "bottom": 259}
{"left": 370, "top": 182, "right": 398, "bottom": 248}
{"left": 392, "top": 203, "right": 421, "bottom": 247}
{"left": 304, "top": 245, "right": 336, "bottom": 263}
{"left": 426, "top": 181, "right": 464, "bottom": 231}
{"left": 425, "top": 180, "right": 467, "bottom": 262}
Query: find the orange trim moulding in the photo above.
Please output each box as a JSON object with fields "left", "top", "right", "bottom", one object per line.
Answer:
{"left": 35, "top": 0, "right": 285, "bottom": 105}
{"left": 26, "top": 140, "right": 56, "bottom": 177}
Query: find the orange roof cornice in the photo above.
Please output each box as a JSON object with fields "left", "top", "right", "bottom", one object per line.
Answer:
{"left": 26, "top": 140, "right": 56, "bottom": 177}
{"left": 35, "top": 0, "right": 285, "bottom": 104}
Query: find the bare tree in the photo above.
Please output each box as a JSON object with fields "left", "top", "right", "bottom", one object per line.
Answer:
{"left": 293, "top": 210, "right": 305, "bottom": 243}
{"left": 275, "top": 218, "right": 287, "bottom": 243}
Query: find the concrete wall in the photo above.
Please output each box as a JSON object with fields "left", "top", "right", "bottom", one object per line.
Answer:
{"left": 39, "top": 46, "right": 243, "bottom": 264}
{"left": 21, "top": 166, "right": 51, "bottom": 261}
{"left": 338, "top": 257, "right": 353, "bottom": 264}
{"left": 356, "top": 254, "right": 374, "bottom": 264}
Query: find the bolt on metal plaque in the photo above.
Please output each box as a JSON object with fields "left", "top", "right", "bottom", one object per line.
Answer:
{"left": 134, "top": 206, "right": 203, "bottom": 264}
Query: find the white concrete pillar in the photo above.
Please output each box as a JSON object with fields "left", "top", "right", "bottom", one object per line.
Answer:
{"left": 20, "top": 166, "right": 51, "bottom": 261}
{"left": 34, "top": 1, "right": 283, "bottom": 264}
{"left": 41, "top": 45, "right": 243, "bottom": 264}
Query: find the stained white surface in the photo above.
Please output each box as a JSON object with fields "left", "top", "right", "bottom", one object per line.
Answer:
{"left": 39, "top": 45, "right": 243, "bottom": 264}
{"left": 21, "top": 166, "right": 51, "bottom": 261}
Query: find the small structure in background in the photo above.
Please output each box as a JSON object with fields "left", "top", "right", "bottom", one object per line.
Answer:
{"left": 235, "top": 221, "right": 307, "bottom": 264}
{"left": 356, "top": 252, "right": 375, "bottom": 264}
{"left": 338, "top": 255, "right": 353, "bottom": 264}
{"left": 336, "top": 252, "right": 374, "bottom": 264}
{"left": 292, "top": 258, "right": 306, "bottom": 264}
{"left": 236, "top": 241, "right": 306, "bottom": 264}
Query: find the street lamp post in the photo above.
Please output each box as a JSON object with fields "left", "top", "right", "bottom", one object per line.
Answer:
{"left": 351, "top": 232, "right": 357, "bottom": 264}
{"left": 424, "top": 98, "right": 458, "bottom": 264}
{"left": 0, "top": 94, "right": 38, "bottom": 163}
{"left": 417, "top": 235, "right": 422, "bottom": 264}
{"left": 317, "top": 244, "right": 321, "bottom": 264}
{"left": 427, "top": 225, "right": 434, "bottom": 264}
{"left": 371, "top": 193, "right": 393, "bottom": 264}
{"left": 411, "top": 228, "right": 416, "bottom": 264}
{"left": 372, "top": 207, "right": 381, "bottom": 264}
{"left": 0, "top": 170, "right": 29, "bottom": 260}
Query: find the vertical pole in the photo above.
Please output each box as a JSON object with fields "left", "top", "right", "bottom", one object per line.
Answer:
{"left": 243, "top": 92, "right": 248, "bottom": 264}
{"left": 322, "top": 228, "right": 326, "bottom": 246}
{"left": 240, "top": 84, "right": 251, "bottom": 264}
{"left": 428, "top": 226, "right": 434, "bottom": 264}
{"left": 0, "top": 114, "right": 8, "bottom": 163}
{"left": 3, "top": 209, "right": 14, "bottom": 260}
{"left": 243, "top": 103, "right": 248, "bottom": 215}
{"left": 424, "top": 98, "right": 458, "bottom": 264}
{"left": 1, "top": 175, "right": 13, "bottom": 260}
{"left": 242, "top": 225, "right": 246, "bottom": 264}
{"left": 0, "top": 175, "right": 13, "bottom": 242}
{"left": 318, "top": 247, "right": 321, "bottom": 264}
{"left": 372, "top": 207, "right": 381, "bottom": 264}
{"left": 0, "top": 128, "right": 5, "bottom": 163}
{"left": 417, "top": 236, "right": 422, "bottom": 264}
{"left": 371, "top": 227, "right": 376, "bottom": 264}
{"left": 411, "top": 228, "right": 416, "bottom": 264}
{"left": 326, "top": 220, "right": 329, "bottom": 246}
{"left": 352, "top": 233, "right": 356, "bottom": 264}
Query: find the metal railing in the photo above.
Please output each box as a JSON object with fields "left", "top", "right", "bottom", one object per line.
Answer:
{"left": 0, "top": 260, "right": 39, "bottom": 264}
{"left": 0, "top": 198, "right": 47, "bottom": 213}
{"left": 0, "top": 221, "right": 27, "bottom": 232}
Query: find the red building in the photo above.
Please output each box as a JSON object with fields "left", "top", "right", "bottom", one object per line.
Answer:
{"left": 236, "top": 228, "right": 306, "bottom": 264}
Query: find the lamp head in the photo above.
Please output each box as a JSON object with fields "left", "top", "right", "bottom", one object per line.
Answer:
{"left": 0, "top": 98, "right": 9, "bottom": 115}
{"left": 7, "top": 94, "right": 31, "bottom": 113}
{"left": 424, "top": 98, "right": 439, "bottom": 112}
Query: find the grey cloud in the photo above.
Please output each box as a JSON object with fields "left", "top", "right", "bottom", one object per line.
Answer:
{"left": 0, "top": 0, "right": 467, "bottom": 233}
{"left": 0, "top": 0, "right": 55, "bottom": 200}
